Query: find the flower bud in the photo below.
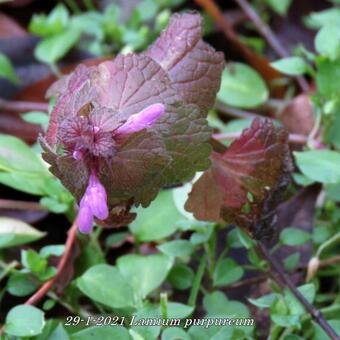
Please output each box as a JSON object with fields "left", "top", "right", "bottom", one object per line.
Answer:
{"left": 77, "top": 197, "right": 94, "bottom": 234}
{"left": 86, "top": 172, "right": 109, "bottom": 220}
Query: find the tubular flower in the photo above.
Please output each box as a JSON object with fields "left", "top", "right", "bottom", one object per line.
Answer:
{"left": 74, "top": 103, "right": 165, "bottom": 233}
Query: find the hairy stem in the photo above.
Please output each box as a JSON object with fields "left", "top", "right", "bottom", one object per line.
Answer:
{"left": 258, "top": 242, "right": 339, "bottom": 340}
{"left": 25, "top": 222, "right": 78, "bottom": 306}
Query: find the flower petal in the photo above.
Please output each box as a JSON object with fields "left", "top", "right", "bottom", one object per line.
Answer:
{"left": 86, "top": 173, "right": 109, "bottom": 220}
{"left": 77, "top": 198, "right": 94, "bottom": 234}
{"left": 115, "top": 103, "right": 165, "bottom": 137}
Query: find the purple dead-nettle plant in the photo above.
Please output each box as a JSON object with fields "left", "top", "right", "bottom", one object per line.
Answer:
{"left": 41, "top": 13, "right": 224, "bottom": 233}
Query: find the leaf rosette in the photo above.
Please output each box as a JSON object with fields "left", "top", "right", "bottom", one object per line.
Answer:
{"left": 40, "top": 13, "right": 224, "bottom": 232}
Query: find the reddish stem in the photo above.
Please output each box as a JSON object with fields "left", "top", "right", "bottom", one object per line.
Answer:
{"left": 25, "top": 222, "right": 78, "bottom": 306}
{"left": 258, "top": 242, "right": 339, "bottom": 340}
{"left": 194, "top": 0, "right": 279, "bottom": 83}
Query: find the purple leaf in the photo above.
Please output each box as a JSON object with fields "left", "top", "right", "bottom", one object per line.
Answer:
{"left": 46, "top": 64, "right": 95, "bottom": 145}
{"left": 146, "top": 12, "right": 225, "bottom": 113}
{"left": 42, "top": 13, "right": 224, "bottom": 229}
{"left": 185, "top": 119, "right": 293, "bottom": 240}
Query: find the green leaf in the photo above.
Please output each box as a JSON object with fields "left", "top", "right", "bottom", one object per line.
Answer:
{"left": 187, "top": 325, "right": 225, "bottom": 340}
{"left": 315, "top": 23, "right": 340, "bottom": 60}
{"left": 248, "top": 293, "right": 279, "bottom": 308}
{"left": 129, "top": 190, "right": 182, "bottom": 241}
{"left": 189, "top": 224, "right": 214, "bottom": 245}
{"left": 316, "top": 59, "right": 340, "bottom": 96}
{"left": 313, "top": 320, "right": 340, "bottom": 339}
{"left": 0, "top": 53, "right": 19, "bottom": 84}
{"left": 283, "top": 335, "right": 304, "bottom": 340}
{"left": 266, "top": 0, "right": 292, "bottom": 16}
{"left": 0, "top": 134, "right": 54, "bottom": 195}
{"left": 71, "top": 326, "right": 131, "bottom": 340}
{"left": 42, "top": 299, "right": 56, "bottom": 311}
{"left": 21, "top": 250, "right": 55, "bottom": 281}
{"left": 5, "top": 305, "right": 45, "bottom": 337}
{"left": 35, "top": 29, "right": 80, "bottom": 64}
{"left": 284, "top": 283, "right": 316, "bottom": 316}
{"left": 227, "top": 228, "right": 243, "bottom": 248}
{"left": 0, "top": 134, "right": 47, "bottom": 174}
{"left": 271, "top": 314, "right": 300, "bottom": 327}
{"left": 40, "top": 245, "right": 65, "bottom": 258}
{"left": 271, "top": 57, "right": 308, "bottom": 75}
{"left": 0, "top": 217, "right": 45, "bottom": 248}
{"left": 29, "top": 3, "right": 69, "bottom": 37}
{"left": 40, "top": 196, "right": 69, "bottom": 213}
{"left": 236, "top": 227, "right": 255, "bottom": 249}
{"left": 313, "top": 225, "right": 332, "bottom": 244}
{"left": 165, "top": 302, "right": 193, "bottom": 319}
{"left": 217, "top": 63, "right": 269, "bottom": 108}
{"left": 167, "top": 264, "right": 194, "bottom": 290}
{"left": 325, "top": 109, "right": 340, "bottom": 148}
{"left": 161, "top": 327, "right": 189, "bottom": 340}
{"left": 47, "top": 324, "right": 69, "bottom": 340}
{"left": 77, "top": 264, "right": 135, "bottom": 309}
{"left": 203, "top": 291, "right": 250, "bottom": 318}
{"left": 294, "top": 150, "right": 340, "bottom": 184}
{"left": 202, "top": 291, "right": 254, "bottom": 336}
{"left": 33, "top": 320, "right": 64, "bottom": 340}
{"left": 7, "top": 273, "right": 37, "bottom": 297}
{"left": 284, "top": 252, "right": 300, "bottom": 271}
{"left": 157, "top": 240, "right": 194, "bottom": 257}
{"left": 105, "top": 232, "right": 129, "bottom": 248}
{"left": 213, "top": 258, "right": 244, "bottom": 287}
{"left": 22, "top": 111, "right": 49, "bottom": 130}
{"left": 130, "top": 304, "right": 161, "bottom": 339}
{"left": 117, "top": 254, "right": 173, "bottom": 300}
{"left": 280, "top": 227, "right": 311, "bottom": 246}
{"left": 135, "top": 0, "right": 160, "bottom": 22}
{"left": 325, "top": 183, "right": 340, "bottom": 201}
{"left": 72, "top": 12, "right": 104, "bottom": 42}
{"left": 305, "top": 8, "right": 340, "bottom": 29}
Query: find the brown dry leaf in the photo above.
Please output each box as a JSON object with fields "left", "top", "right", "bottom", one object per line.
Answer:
{"left": 280, "top": 94, "right": 315, "bottom": 136}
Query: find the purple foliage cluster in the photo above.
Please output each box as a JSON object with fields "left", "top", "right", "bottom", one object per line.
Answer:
{"left": 41, "top": 13, "right": 224, "bottom": 233}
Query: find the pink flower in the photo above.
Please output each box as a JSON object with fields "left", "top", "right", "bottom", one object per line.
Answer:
{"left": 76, "top": 171, "right": 108, "bottom": 234}
{"left": 115, "top": 103, "right": 165, "bottom": 136}
{"left": 77, "top": 198, "right": 94, "bottom": 234}
{"left": 75, "top": 103, "right": 165, "bottom": 233}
